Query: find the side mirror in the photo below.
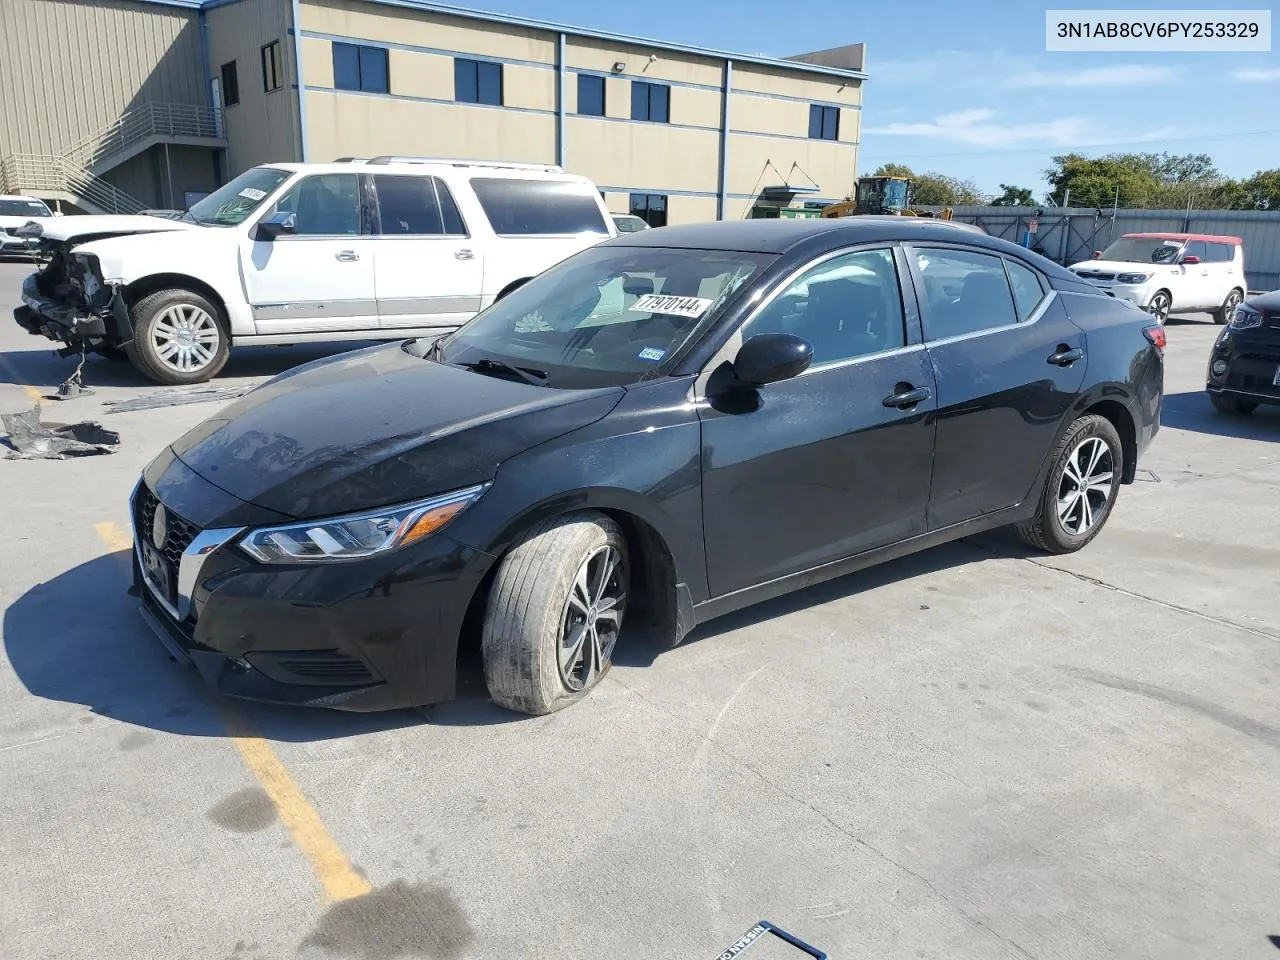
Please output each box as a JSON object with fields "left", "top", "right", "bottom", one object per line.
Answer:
{"left": 732, "top": 333, "right": 812, "bottom": 387}
{"left": 255, "top": 211, "right": 296, "bottom": 241}
{"left": 1180, "top": 254, "right": 1201, "bottom": 265}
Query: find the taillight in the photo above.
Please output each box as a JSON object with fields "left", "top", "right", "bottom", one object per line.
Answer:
{"left": 1142, "top": 324, "right": 1166, "bottom": 350}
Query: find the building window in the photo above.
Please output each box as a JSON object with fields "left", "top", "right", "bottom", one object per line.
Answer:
{"left": 577, "top": 73, "right": 605, "bottom": 116}
{"left": 220, "top": 61, "right": 239, "bottom": 107}
{"left": 455, "top": 58, "right": 503, "bottom": 106}
{"left": 333, "top": 42, "right": 389, "bottom": 94}
{"left": 630, "top": 193, "right": 667, "bottom": 228}
{"left": 631, "top": 81, "right": 670, "bottom": 123}
{"left": 261, "top": 40, "right": 283, "bottom": 93}
{"left": 808, "top": 104, "right": 839, "bottom": 140}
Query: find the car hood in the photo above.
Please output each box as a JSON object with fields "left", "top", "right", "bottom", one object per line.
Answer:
{"left": 168, "top": 342, "right": 626, "bottom": 519}
{"left": 18, "top": 213, "right": 194, "bottom": 243}
{"left": 1068, "top": 259, "right": 1168, "bottom": 276}
{"left": 0, "top": 215, "right": 54, "bottom": 229}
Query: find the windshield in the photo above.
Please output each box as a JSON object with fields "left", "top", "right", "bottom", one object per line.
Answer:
{"left": 436, "top": 245, "right": 774, "bottom": 389}
{"left": 1099, "top": 237, "right": 1184, "bottom": 264}
{"left": 187, "top": 167, "right": 293, "bottom": 226}
{"left": 0, "top": 199, "right": 51, "bottom": 217}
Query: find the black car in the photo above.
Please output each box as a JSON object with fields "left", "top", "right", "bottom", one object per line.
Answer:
{"left": 1206, "top": 289, "right": 1280, "bottom": 415}
{"left": 129, "top": 219, "right": 1164, "bottom": 716}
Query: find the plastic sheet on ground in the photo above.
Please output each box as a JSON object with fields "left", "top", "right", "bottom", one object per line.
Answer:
{"left": 102, "top": 384, "right": 253, "bottom": 414}
{"left": 1, "top": 405, "right": 121, "bottom": 460}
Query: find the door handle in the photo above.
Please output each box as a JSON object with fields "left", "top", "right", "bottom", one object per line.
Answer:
{"left": 882, "top": 385, "right": 931, "bottom": 409}
{"left": 1048, "top": 345, "right": 1084, "bottom": 366}
{"left": 335, "top": 250, "right": 360, "bottom": 262}
{"left": 455, "top": 249, "right": 474, "bottom": 260}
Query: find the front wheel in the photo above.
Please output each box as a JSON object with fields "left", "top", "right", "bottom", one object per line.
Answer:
{"left": 1015, "top": 414, "right": 1123, "bottom": 554}
{"left": 125, "top": 288, "right": 229, "bottom": 385}
{"left": 482, "top": 512, "right": 629, "bottom": 715}
{"left": 1147, "top": 290, "right": 1171, "bottom": 324}
{"left": 1209, "top": 392, "right": 1257, "bottom": 416}
{"left": 1212, "top": 288, "right": 1243, "bottom": 325}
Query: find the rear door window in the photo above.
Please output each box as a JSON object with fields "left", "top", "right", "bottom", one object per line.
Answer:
{"left": 373, "top": 175, "right": 467, "bottom": 236}
{"left": 1205, "top": 242, "right": 1234, "bottom": 263}
{"left": 1182, "top": 240, "right": 1207, "bottom": 261}
{"left": 912, "top": 247, "right": 1019, "bottom": 340}
{"left": 1005, "top": 259, "right": 1047, "bottom": 321}
{"left": 470, "top": 178, "right": 609, "bottom": 236}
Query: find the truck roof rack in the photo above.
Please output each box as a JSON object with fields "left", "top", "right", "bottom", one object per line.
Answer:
{"left": 334, "top": 156, "right": 564, "bottom": 173}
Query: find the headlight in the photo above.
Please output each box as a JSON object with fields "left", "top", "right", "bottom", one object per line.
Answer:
{"left": 1229, "top": 305, "right": 1262, "bottom": 330}
{"left": 238, "top": 484, "right": 488, "bottom": 563}
{"left": 1115, "top": 272, "right": 1152, "bottom": 284}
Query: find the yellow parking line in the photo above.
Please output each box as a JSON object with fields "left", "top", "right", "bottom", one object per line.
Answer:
{"left": 0, "top": 352, "right": 43, "bottom": 404}
{"left": 92, "top": 520, "right": 372, "bottom": 903}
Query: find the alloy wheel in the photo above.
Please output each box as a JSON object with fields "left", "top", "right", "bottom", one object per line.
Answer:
{"left": 1057, "top": 436, "right": 1116, "bottom": 536}
{"left": 1148, "top": 292, "right": 1170, "bottom": 324}
{"left": 1223, "top": 290, "right": 1241, "bottom": 316}
{"left": 558, "top": 544, "right": 627, "bottom": 692}
{"left": 151, "top": 303, "right": 221, "bottom": 373}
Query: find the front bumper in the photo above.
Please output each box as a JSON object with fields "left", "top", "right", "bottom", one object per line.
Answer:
{"left": 130, "top": 454, "right": 494, "bottom": 712}
{"left": 14, "top": 271, "right": 133, "bottom": 348}
{"left": 1205, "top": 325, "right": 1280, "bottom": 407}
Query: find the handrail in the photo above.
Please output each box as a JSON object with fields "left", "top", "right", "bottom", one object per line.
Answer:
{"left": 65, "top": 101, "right": 224, "bottom": 170}
{"left": 1, "top": 155, "right": 147, "bottom": 215}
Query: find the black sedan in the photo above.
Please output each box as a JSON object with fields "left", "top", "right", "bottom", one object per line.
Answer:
{"left": 1206, "top": 289, "right": 1280, "bottom": 415}
{"left": 130, "top": 218, "right": 1164, "bottom": 716}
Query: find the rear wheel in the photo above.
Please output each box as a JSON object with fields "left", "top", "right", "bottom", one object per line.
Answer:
{"left": 1015, "top": 414, "right": 1123, "bottom": 555}
{"left": 1209, "top": 392, "right": 1257, "bottom": 416}
{"left": 482, "top": 512, "right": 629, "bottom": 715}
{"left": 1212, "top": 288, "right": 1243, "bottom": 325}
{"left": 125, "top": 288, "right": 229, "bottom": 385}
{"left": 1147, "top": 290, "right": 1171, "bottom": 324}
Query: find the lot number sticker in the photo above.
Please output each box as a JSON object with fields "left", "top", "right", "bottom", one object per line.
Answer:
{"left": 629, "top": 293, "right": 715, "bottom": 318}
{"left": 238, "top": 187, "right": 268, "bottom": 201}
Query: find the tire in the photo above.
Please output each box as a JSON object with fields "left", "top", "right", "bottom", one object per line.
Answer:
{"left": 1209, "top": 392, "right": 1258, "bottom": 416}
{"left": 1015, "top": 414, "right": 1123, "bottom": 555}
{"left": 1147, "top": 290, "right": 1171, "bottom": 324}
{"left": 1212, "top": 288, "right": 1243, "bottom": 325}
{"left": 482, "top": 511, "right": 629, "bottom": 716}
{"left": 125, "top": 288, "right": 229, "bottom": 386}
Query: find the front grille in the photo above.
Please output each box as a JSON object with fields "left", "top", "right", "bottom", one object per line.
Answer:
{"left": 1238, "top": 351, "right": 1280, "bottom": 364}
{"left": 248, "top": 651, "right": 378, "bottom": 687}
{"left": 134, "top": 484, "right": 199, "bottom": 569}
{"left": 1076, "top": 270, "right": 1116, "bottom": 281}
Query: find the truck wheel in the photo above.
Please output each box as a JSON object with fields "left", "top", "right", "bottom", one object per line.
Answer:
{"left": 125, "top": 288, "right": 229, "bottom": 385}
{"left": 482, "top": 511, "right": 628, "bottom": 716}
{"left": 1015, "top": 414, "right": 1123, "bottom": 555}
{"left": 1212, "top": 288, "right": 1243, "bottom": 325}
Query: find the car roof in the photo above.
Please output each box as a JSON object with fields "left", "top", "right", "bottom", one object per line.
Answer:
{"left": 258, "top": 160, "right": 596, "bottom": 183}
{"left": 1122, "top": 232, "right": 1243, "bottom": 245}
{"left": 603, "top": 217, "right": 1068, "bottom": 271}
{"left": 0, "top": 194, "right": 45, "bottom": 202}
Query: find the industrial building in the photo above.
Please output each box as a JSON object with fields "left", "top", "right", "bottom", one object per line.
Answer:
{"left": 0, "top": 0, "right": 865, "bottom": 224}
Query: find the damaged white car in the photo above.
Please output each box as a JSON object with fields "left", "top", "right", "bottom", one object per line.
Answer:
{"left": 13, "top": 160, "right": 615, "bottom": 385}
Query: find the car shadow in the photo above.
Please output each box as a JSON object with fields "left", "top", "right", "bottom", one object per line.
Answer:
{"left": 615, "top": 533, "right": 1029, "bottom": 668}
{"left": 1161, "top": 390, "right": 1280, "bottom": 440}
{"left": 0, "top": 341, "right": 386, "bottom": 393}
{"left": 1164, "top": 315, "right": 1212, "bottom": 327}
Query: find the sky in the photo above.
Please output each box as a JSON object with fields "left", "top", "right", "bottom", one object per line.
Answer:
{"left": 452, "top": 0, "right": 1279, "bottom": 200}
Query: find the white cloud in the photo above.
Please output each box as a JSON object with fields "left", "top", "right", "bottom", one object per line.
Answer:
{"left": 1232, "top": 67, "right": 1280, "bottom": 82}
{"left": 863, "top": 109, "right": 1182, "bottom": 150}
{"left": 1010, "top": 64, "right": 1176, "bottom": 87}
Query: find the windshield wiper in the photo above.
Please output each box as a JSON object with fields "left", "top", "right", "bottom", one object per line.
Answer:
{"left": 459, "top": 358, "right": 550, "bottom": 387}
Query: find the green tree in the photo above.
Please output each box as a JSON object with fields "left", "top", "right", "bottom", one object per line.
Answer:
{"left": 870, "top": 162, "right": 915, "bottom": 178}
{"left": 1044, "top": 151, "right": 1242, "bottom": 209}
{"left": 863, "top": 164, "right": 984, "bottom": 205}
{"left": 1239, "top": 169, "right": 1280, "bottom": 210}
{"left": 990, "top": 184, "right": 1036, "bottom": 206}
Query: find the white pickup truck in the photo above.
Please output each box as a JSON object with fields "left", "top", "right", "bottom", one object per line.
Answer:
{"left": 14, "top": 158, "right": 616, "bottom": 384}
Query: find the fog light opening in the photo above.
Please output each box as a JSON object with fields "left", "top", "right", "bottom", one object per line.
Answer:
{"left": 1211, "top": 359, "right": 1228, "bottom": 376}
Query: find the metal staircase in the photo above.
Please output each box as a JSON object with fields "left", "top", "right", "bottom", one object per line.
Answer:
{"left": 0, "top": 102, "right": 224, "bottom": 215}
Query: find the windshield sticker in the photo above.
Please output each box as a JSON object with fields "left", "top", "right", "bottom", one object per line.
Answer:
{"left": 238, "top": 187, "right": 268, "bottom": 201}
{"left": 629, "top": 293, "right": 715, "bottom": 318}
{"left": 637, "top": 347, "right": 666, "bottom": 362}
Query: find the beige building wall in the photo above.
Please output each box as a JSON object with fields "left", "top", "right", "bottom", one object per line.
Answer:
{"left": 206, "top": 0, "right": 301, "bottom": 174}
{"left": 726, "top": 133, "right": 858, "bottom": 209}
{"left": 0, "top": 0, "right": 205, "bottom": 157}
{"left": 668, "top": 195, "right": 719, "bottom": 225}
{"left": 103, "top": 146, "right": 219, "bottom": 209}
{"left": 565, "top": 36, "right": 722, "bottom": 88}
{"left": 305, "top": 91, "right": 556, "bottom": 165}
{"left": 300, "top": 0, "right": 556, "bottom": 64}
{"left": 566, "top": 118, "right": 720, "bottom": 195}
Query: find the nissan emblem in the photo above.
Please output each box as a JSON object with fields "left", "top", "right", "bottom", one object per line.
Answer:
{"left": 152, "top": 503, "right": 168, "bottom": 550}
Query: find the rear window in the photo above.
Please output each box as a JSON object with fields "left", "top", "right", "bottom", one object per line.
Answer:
{"left": 470, "top": 178, "right": 609, "bottom": 237}
{"left": 1205, "top": 242, "right": 1235, "bottom": 263}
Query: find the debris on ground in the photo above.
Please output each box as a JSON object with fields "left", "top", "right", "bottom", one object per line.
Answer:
{"left": 1, "top": 405, "right": 120, "bottom": 460}
{"left": 48, "top": 344, "right": 95, "bottom": 400}
{"left": 102, "top": 383, "right": 253, "bottom": 414}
